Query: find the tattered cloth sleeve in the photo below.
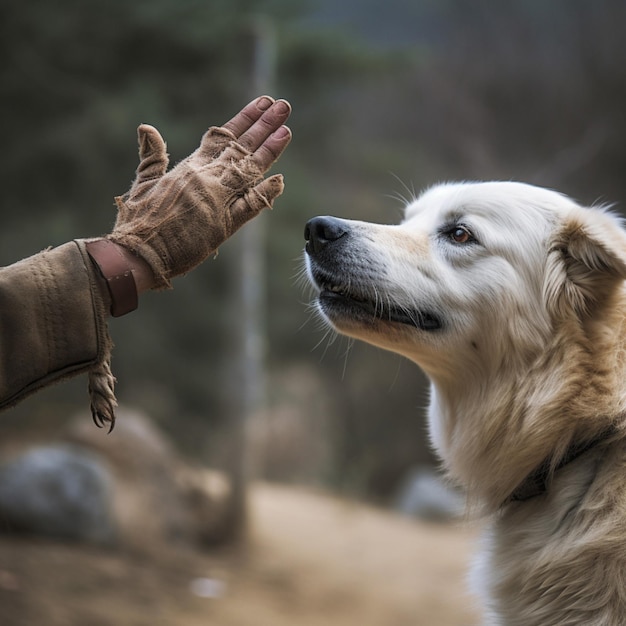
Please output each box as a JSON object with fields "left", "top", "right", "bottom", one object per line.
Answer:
{"left": 0, "top": 240, "right": 115, "bottom": 422}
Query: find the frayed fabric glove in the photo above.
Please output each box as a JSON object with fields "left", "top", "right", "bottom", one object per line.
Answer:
{"left": 109, "top": 123, "right": 285, "bottom": 289}
{"left": 82, "top": 97, "right": 291, "bottom": 431}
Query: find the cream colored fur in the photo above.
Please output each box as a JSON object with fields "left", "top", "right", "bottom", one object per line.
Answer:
{"left": 304, "top": 182, "right": 626, "bottom": 625}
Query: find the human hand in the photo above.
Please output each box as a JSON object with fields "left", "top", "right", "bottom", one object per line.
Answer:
{"left": 109, "top": 96, "right": 292, "bottom": 289}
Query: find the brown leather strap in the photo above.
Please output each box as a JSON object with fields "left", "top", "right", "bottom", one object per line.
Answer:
{"left": 86, "top": 239, "right": 138, "bottom": 317}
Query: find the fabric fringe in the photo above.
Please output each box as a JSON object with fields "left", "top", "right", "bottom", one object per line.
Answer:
{"left": 87, "top": 338, "right": 118, "bottom": 433}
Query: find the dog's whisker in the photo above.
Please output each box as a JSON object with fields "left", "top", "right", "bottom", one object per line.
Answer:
{"left": 384, "top": 191, "right": 410, "bottom": 206}
{"left": 386, "top": 293, "right": 394, "bottom": 322}
{"left": 372, "top": 285, "right": 381, "bottom": 318}
{"left": 388, "top": 172, "right": 417, "bottom": 206}
{"left": 296, "top": 301, "right": 322, "bottom": 333}
{"left": 340, "top": 338, "right": 355, "bottom": 380}
{"left": 311, "top": 326, "right": 335, "bottom": 358}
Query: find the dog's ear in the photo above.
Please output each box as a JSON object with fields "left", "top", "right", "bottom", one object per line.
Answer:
{"left": 544, "top": 207, "right": 626, "bottom": 319}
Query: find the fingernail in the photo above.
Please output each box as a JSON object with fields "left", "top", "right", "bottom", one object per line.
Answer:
{"left": 272, "top": 126, "right": 290, "bottom": 140}
{"left": 273, "top": 100, "right": 290, "bottom": 115}
{"left": 256, "top": 96, "right": 273, "bottom": 111}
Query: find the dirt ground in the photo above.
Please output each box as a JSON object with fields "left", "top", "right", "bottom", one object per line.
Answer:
{"left": 0, "top": 482, "right": 481, "bottom": 626}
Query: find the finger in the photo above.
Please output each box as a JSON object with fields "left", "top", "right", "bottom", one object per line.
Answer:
{"left": 250, "top": 125, "right": 292, "bottom": 173}
{"left": 135, "top": 124, "right": 169, "bottom": 184}
{"left": 228, "top": 174, "right": 285, "bottom": 232}
{"left": 197, "top": 126, "right": 239, "bottom": 160}
{"left": 236, "top": 100, "right": 291, "bottom": 153}
{"left": 222, "top": 95, "right": 275, "bottom": 139}
{"left": 218, "top": 127, "right": 290, "bottom": 189}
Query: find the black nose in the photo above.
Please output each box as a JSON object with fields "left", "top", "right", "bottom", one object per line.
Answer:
{"left": 304, "top": 216, "right": 348, "bottom": 255}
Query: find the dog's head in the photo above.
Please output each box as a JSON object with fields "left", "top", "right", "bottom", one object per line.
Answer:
{"left": 304, "top": 181, "right": 626, "bottom": 506}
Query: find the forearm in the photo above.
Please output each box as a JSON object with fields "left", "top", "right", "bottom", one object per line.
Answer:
{"left": 88, "top": 239, "right": 155, "bottom": 298}
{"left": 0, "top": 241, "right": 111, "bottom": 411}
{"left": 111, "top": 244, "right": 155, "bottom": 294}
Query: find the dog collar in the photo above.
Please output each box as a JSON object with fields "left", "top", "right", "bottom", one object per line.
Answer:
{"left": 507, "top": 426, "right": 618, "bottom": 504}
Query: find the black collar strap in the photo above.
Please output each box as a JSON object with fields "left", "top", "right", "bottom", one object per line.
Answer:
{"left": 507, "top": 426, "right": 618, "bottom": 504}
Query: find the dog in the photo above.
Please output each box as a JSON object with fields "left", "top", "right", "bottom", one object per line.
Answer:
{"left": 304, "top": 181, "right": 626, "bottom": 625}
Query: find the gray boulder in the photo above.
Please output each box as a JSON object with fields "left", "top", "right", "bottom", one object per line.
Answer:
{"left": 0, "top": 444, "right": 115, "bottom": 543}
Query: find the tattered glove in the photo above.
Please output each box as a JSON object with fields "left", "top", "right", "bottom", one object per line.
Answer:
{"left": 85, "top": 104, "right": 289, "bottom": 431}
{"left": 109, "top": 123, "right": 285, "bottom": 289}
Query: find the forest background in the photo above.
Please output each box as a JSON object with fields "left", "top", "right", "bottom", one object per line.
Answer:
{"left": 2, "top": 0, "right": 626, "bottom": 506}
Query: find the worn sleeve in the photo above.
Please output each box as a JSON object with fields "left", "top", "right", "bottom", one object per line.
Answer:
{"left": 0, "top": 241, "right": 112, "bottom": 411}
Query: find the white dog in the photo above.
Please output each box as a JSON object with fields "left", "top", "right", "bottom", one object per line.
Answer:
{"left": 304, "top": 181, "right": 626, "bottom": 625}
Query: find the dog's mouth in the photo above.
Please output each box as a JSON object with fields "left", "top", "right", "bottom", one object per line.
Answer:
{"left": 314, "top": 274, "right": 442, "bottom": 332}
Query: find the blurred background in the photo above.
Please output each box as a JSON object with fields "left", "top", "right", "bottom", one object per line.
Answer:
{"left": 1, "top": 0, "right": 625, "bottom": 624}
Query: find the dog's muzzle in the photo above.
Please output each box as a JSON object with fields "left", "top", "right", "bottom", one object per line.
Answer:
{"left": 304, "top": 216, "right": 442, "bottom": 332}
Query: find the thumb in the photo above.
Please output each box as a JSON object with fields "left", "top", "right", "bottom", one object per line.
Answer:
{"left": 228, "top": 174, "right": 285, "bottom": 233}
{"left": 134, "top": 124, "right": 169, "bottom": 184}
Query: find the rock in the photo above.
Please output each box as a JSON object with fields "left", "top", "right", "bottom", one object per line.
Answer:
{"left": 0, "top": 444, "right": 115, "bottom": 544}
{"left": 0, "top": 409, "right": 236, "bottom": 549}
{"left": 66, "top": 407, "right": 234, "bottom": 549}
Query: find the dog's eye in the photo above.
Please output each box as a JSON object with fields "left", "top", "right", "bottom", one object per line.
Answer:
{"left": 447, "top": 225, "right": 474, "bottom": 244}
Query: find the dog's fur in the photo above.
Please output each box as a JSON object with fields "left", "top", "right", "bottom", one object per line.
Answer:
{"left": 304, "top": 181, "right": 626, "bottom": 625}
